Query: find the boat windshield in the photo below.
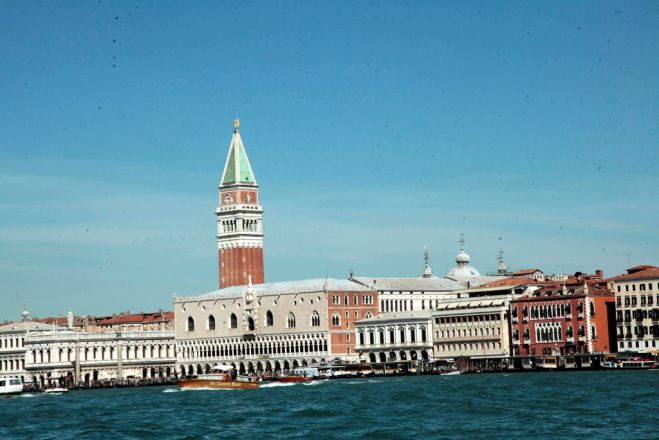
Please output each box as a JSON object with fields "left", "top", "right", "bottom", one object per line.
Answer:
{"left": 211, "top": 365, "right": 234, "bottom": 373}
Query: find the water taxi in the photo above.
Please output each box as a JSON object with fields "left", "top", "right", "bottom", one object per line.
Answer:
{"left": 277, "top": 367, "right": 319, "bottom": 383}
{"left": 620, "top": 359, "right": 656, "bottom": 370}
{"left": 0, "top": 378, "right": 23, "bottom": 396}
{"left": 602, "top": 358, "right": 656, "bottom": 370}
{"left": 178, "top": 365, "right": 260, "bottom": 390}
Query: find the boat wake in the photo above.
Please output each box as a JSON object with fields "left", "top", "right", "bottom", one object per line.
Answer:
{"left": 162, "top": 388, "right": 180, "bottom": 393}
{"left": 260, "top": 382, "right": 297, "bottom": 388}
{"left": 20, "top": 393, "right": 37, "bottom": 398}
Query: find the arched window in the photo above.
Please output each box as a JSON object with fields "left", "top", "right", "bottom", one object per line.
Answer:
{"left": 287, "top": 313, "right": 296, "bottom": 328}
{"left": 266, "top": 310, "right": 273, "bottom": 327}
{"left": 207, "top": 315, "right": 215, "bottom": 331}
{"left": 354, "top": 295, "right": 358, "bottom": 306}
{"left": 365, "top": 312, "right": 373, "bottom": 319}
{"left": 311, "top": 311, "right": 320, "bottom": 327}
{"left": 248, "top": 316, "right": 255, "bottom": 331}
{"left": 344, "top": 295, "right": 349, "bottom": 306}
{"left": 187, "top": 317, "right": 194, "bottom": 332}
{"left": 230, "top": 313, "right": 238, "bottom": 329}
{"left": 332, "top": 313, "right": 340, "bottom": 326}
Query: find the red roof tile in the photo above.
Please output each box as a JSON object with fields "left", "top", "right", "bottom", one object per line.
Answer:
{"left": 607, "top": 266, "right": 659, "bottom": 282}
{"left": 476, "top": 277, "right": 544, "bottom": 288}
{"left": 513, "top": 269, "right": 542, "bottom": 276}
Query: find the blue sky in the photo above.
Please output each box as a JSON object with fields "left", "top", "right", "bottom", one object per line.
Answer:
{"left": 1, "top": 1, "right": 657, "bottom": 322}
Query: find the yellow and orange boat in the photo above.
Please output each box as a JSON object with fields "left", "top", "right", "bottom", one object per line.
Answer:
{"left": 178, "top": 365, "right": 260, "bottom": 390}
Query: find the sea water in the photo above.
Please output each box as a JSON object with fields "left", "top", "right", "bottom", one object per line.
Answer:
{"left": 1, "top": 371, "right": 657, "bottom": 439}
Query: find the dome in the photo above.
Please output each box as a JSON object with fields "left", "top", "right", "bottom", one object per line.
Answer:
{"left": 456, "top": 250, "right": 470, "bottom": 264}
{"left": 447, "top": 265, "right": 481, "bottom": 277}
{"left": 446, "top": 234, "right": 481, "bottom": 277}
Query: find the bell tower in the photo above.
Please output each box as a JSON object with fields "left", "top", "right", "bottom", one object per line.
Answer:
{"left": 216, "top": 119, "right": 264, "bottom": 288}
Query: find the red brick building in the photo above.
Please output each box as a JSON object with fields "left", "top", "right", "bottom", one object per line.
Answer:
{"left": 327, "top": 290, "right": 378, "bottom": 357}
{"left": 511, "top": 272, "right": 616, "bottom": 358}
{"left": 216, "top": 119, "right": 265, "bottom": 289}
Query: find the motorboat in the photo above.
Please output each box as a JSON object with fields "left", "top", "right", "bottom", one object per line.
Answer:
{"left": 44, "top": 387, "right": 69, "bottom": 394}
{"left": 601, "top": 361, "right": 619, "bottom": 369}
{"left": 178, "top": 365, "right": 260, "bottom": 390}
{"left": 0, "top": 377, "right": 23, "bottom": 396}
{"left": 277, "top": 367, "right": 319, "bottom": 383}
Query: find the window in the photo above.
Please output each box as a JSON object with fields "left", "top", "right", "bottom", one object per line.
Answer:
{"left": 344, "top": 295, "right": 349, "bottom": 306}
{"left": 207, "top": 315, "right": 215, "bottom": 331}
{"left": 266, "top": 310, "right": 273, "bottom": 326}
{"left": 332, "top": 313, "right": 340, "bottom": 326}
{"left": 311, "top": 311, "right": 320, "bottom": 327}
{"left": 354, "top": 311, "right": 358, "bottom": 318}
{"left": 287, "top": 312, "right": 296, "bottom": 328}
{"left": 365, "top": 312, "right": 373, "bottom": 319}
{"left": 247, "top": 316, "right": 255, "bottom": 331}
{"left": 359, "top": 333, "right": 365, "bottom": 345}
{"left": 230, "top": 313, "right": 238, "bottom": 329}
{"left": 354, "top": 295, "right": 358, "bottom": 306}
{"left": 345, "top": 311, "right": 349, "bottom": 318}
{"left": 187, "top": 317, "right": 194, "bottom": 332}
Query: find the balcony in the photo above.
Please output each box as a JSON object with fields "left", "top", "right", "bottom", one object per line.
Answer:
{"left": 565, "top": 314, "right": 572, "bottom": 321}
{"left": 566, "top": 337, "right": 574, "bottom": 343}
{"left": 577, "top": 312, "right": 584, "bottom": 319}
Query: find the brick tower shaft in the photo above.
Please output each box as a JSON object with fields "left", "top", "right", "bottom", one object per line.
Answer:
{"left": 216, "top": 119, "right": 264, "bottom": 288}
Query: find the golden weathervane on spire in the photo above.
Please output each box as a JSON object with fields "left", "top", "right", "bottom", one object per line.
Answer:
{"left": 234, "top": 118, "right": 240, "bottom": 130}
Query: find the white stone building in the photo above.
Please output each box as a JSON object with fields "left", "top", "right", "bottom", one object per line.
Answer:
{"left": 608, "top": 265, "right": 659, "bottom": 353}
{"left": 0, "top": 315, "right": 61, "bottom": 383}
{"left": 25, "top": 329, "right": 175, "bottom": 387}
{"left": 174, "top": 278, "right": 379, "bottom": 376}
{"left": 355, "top": 310, "right": 434, "bottom": 364}
{"left": 432, "top": 295, "right": 512, "bottom": 364}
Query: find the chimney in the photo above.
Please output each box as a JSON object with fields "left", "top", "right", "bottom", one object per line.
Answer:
{"left": 595, "top": 269, "right": 603, "bottom": 279}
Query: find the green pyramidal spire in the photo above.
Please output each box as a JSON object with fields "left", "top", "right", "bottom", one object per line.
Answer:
{"left": 221, "top": 118, "right": 257, "bottom": 186}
